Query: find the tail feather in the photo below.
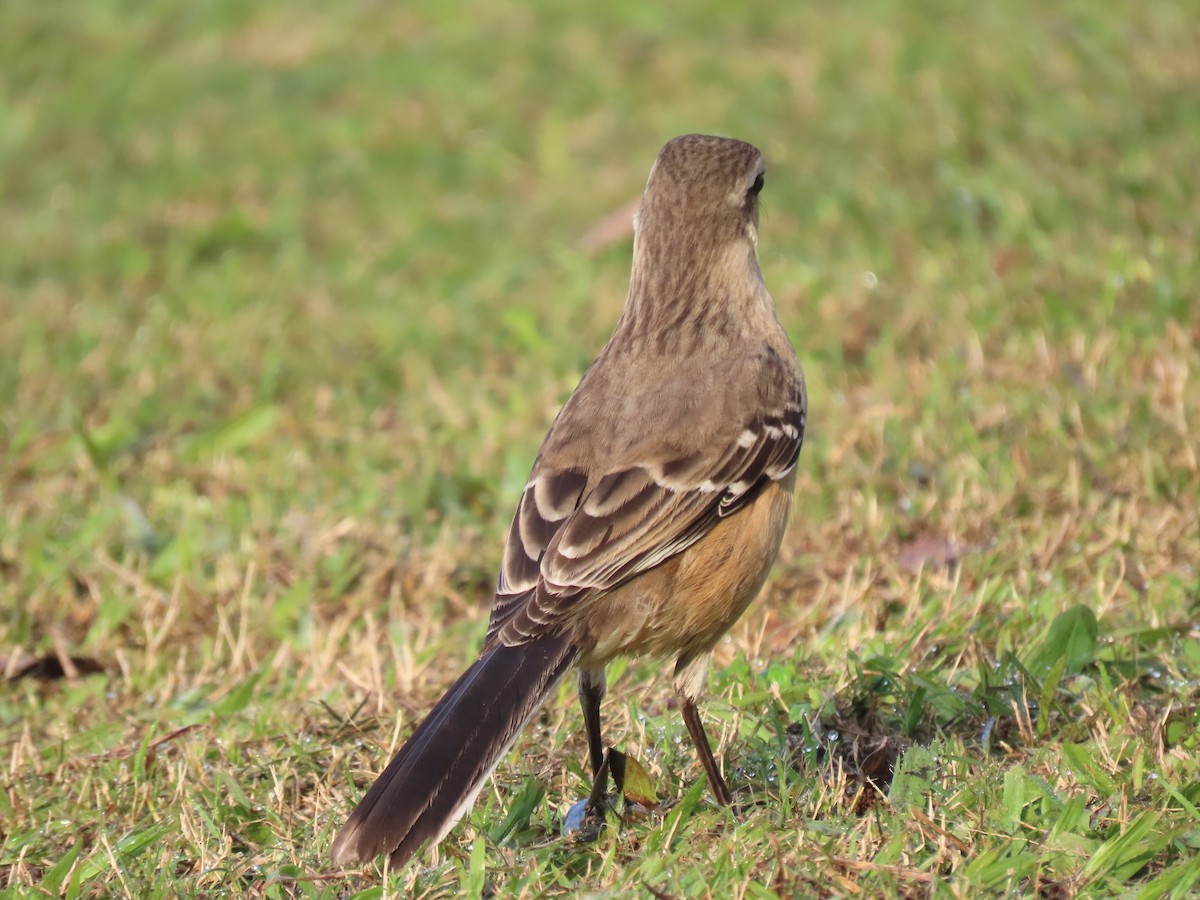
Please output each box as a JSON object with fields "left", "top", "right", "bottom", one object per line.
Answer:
{"left": 331, "top": 633, "right": 579, "bottom": 868}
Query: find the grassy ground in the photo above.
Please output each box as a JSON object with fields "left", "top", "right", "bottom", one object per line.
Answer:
{"left": 3, "top": 0, "right": 1199, "bottom": 896}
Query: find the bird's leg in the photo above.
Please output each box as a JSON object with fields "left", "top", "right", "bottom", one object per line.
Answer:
{"left": 563, "top": 668, "right": 612, "bottom": 838}
{"left": 680, "top": 696, "right": 733, "bottom": 806}
{"left": 578, "top": 667, "right": 612, "bottom": 814}
{"left": 674, "top": 652, "right": 732, "bottom": 807}
{"left": 578, "top": 667, "right": 607, "bottom": 778}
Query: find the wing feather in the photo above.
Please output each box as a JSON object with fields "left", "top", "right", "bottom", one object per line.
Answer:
{"left": 487, "top": 393, "right": 805, "bottom": 645}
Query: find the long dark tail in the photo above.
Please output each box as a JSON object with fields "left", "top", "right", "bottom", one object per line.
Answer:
{"left": 331, "top": 633, "right": 579, "bottom": 868}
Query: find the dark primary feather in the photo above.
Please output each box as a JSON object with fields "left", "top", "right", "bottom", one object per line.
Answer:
{"left": 330, "top": 634, "right": 578, "bottom": 868}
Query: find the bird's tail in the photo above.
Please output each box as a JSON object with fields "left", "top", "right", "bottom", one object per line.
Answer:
{"left": 331, "top": 632, "right": 579, "bottom": 868}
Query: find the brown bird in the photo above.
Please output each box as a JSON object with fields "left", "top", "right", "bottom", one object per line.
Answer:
{"left": 331, "top": 134, "right": 806, "bottom": 869}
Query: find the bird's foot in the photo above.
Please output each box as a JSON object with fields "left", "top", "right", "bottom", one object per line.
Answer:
{"left": 561, "top": 792, "right": 620, "bottom": 840}
{"left": 562, "top": 746, "right": 619, "bottom": 840}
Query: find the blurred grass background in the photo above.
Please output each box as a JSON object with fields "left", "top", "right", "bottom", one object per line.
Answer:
{"left": 2, "top": 0, "right": 1198, "bottom": 896}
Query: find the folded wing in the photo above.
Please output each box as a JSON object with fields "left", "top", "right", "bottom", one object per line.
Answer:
{"left": 487, "top": 394, "right": 805, "bottom": 645}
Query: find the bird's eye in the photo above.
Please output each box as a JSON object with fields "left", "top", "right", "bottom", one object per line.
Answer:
{"left": 749, "top": 173, "right": 765, "bottom": 196}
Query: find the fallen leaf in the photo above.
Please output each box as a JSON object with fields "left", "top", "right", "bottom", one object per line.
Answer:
{"left": 577, "top": 197, "right": 640, "bottom": 253}
{"left": 6, "top": 654, "right": 105, "bottom": 681}
{"left": 611, "top": 749, "right": 658, "bottom": 807}
{"left": 898, "top": 535, "right": 965, "bottom": 572}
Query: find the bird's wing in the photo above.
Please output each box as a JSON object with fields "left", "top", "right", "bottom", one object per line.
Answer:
{"left": 486, "top": 389, "right": 805, "bottom": 645}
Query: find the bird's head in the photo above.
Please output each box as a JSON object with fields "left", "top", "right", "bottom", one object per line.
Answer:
{"left": 633, "top": 134, "right": 767, "bottom": 265}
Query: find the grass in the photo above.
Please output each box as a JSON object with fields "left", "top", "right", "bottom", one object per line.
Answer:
{"left": 2, "top": 0, "right": 1198, "bottom": 895}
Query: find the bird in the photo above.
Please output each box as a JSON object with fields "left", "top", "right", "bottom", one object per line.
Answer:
{"left": 331, "top": 134, "right": 807, "bottom": 869}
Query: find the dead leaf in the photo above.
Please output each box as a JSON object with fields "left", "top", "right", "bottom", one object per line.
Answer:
{"left": 577, "top": 197, "right": 640, "bottom": 253}
{"left": 6, "top": 653, "right": 105, "bottom": 681}
{"left": 608, "top": 748, "right": 658, "bottom": 807}
{"left": 898, "top": 535, "right": 965, "bottom": 572}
